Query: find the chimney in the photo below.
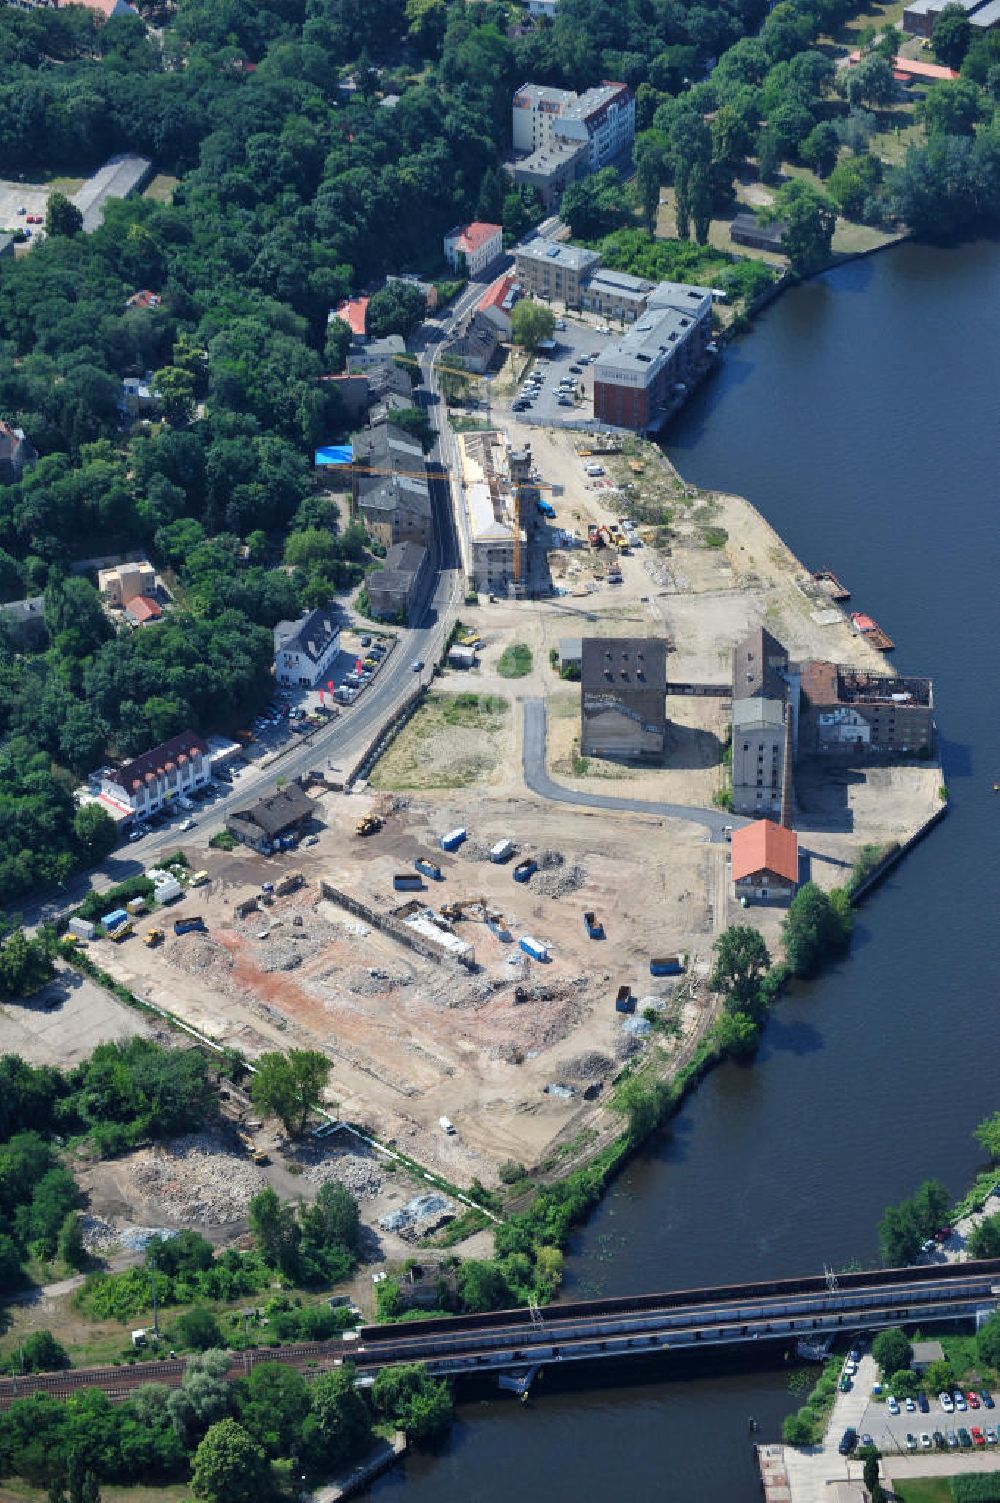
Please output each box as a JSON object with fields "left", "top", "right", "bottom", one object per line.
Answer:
{"left": 779, "top": 703, "right": 794, "bottom": 830}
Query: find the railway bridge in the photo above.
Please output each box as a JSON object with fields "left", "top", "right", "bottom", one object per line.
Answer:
{"left": 2, "top": 1260, "right": 997, "bottom": 1408}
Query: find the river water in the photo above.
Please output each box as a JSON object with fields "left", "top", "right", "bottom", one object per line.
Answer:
{"left": 371, "top": 239, "right": 1000, "bottom": 1500}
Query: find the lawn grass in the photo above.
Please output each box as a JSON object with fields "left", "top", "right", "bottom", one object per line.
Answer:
{"left": 142, "top": 173, "right": 179, "bottom": 204}
{"left": 497, "top": 644, "right": 532, "bottom": 678}
{"left": 1, "top": 1486, "right": 192, "bottom": 1503}
{"left": 893, "top": 1479, "right": 955, "bottom": 1503}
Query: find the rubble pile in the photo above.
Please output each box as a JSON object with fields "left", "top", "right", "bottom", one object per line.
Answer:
{"left": 129, "top": 1132, "right": 268, "bottom": 1224}
{"left": 532, "top": 863, "right": 586, "bottom": 898}
{"left": 302, "top": 1152, "right": 383, "bottom": 1200}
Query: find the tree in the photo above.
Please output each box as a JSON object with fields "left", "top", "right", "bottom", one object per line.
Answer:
{"left": 502, "top": 185, "right": 544, "bottom": 246}
{"left": 175, "top": 1306, "right": 224, "bottom": 1351}
{"left": 889, "top": 1368, "right": 919, "bottom": 1399}
{"left": 73, "top": 803, "right": 117, "bottom": 864}
{"left": 862, "top": 1453, "right": 881, "bottom": 1496}
{"left": 509, "top": 299, "right": 555, "bottom": 351}
{"left": 190, "top": 1419, "right": 271, "bottom": 1503}
{"left": 366, "top": 282, "right": 426, "bottom": 339}
{"left": 250, "top": 1049, "right": 330, "bottom": 1137}
{"left": 932, "top": 3, "right": 972, "bottom": 67}
{"left": 878, "top": 1179, "right": 949, "bottom": 1265}
{"left": 371, "top": 1365, "right": 453, "bottom": 1445}
{"left": 456, "top": 1259, "right": 512, "bottom": 1313}
{"left": 756, "top": 126, "right": 783, "bottom": 182}
{"left": 782, "top": 1409, "right": 814, "bottom": 1445}
{"left": 916, "top": 78, "right": 983, "bottom": 137}
{"left": 968, "top": 1213, "right": 1000, "bottom": 1259}
{"left": 57, "top": 1211, "right": 86, "bottom": 1270}
{"left": 323, "top": 317, "right": 352, "bottom": 375}
{"left": 923, "top": 1358, "right": 955, "bottom": 1394}
{"left": 307, "top": 1367, "right": 371, "bottom": 1468}
{"left": 715, "top": 1010, "right": 761, "bottom": 1058}
{"left": 978, "top": 1312, "right": 1000, "bottom": 1369}
{"left": 800, "top": 122, "right": 840, "bottom": 178}
{"left": 152, "top": 367, "right": 196, "bottom": 428}
{"left": 560, "top": 169, "right": 630, "bottom": 239}
{"left": 872, "top": 1327, "right": 913, "bottom": 1378}
{"left": 827, "top": 153, "right": 883, "bottom": 219}
{"left": 761, "top": 181, "right": 838, "bottom": 275}
{"left": 975, "top": 1112, "right": 1000, "bottom": 1161}
{"left": 711, "top": 925, "right": 771, "bottom": 1011}
{"left": 781, "top": 881, "right": 853, "bottom": 976}
{"left": 234, "top": 1364, "right": 310, "bottom": 1460}
{"left": 0, "top": 928, "right": 56, "bottom": 1001}
{"left": 843, "top": 56, "right": 896, "bottom": 110}
{"left": 247, "top": 1188, "right": 300, "bottom": 1276}
{"left": 19, "top": 1329, "right": 70, "bottom": 1372}
{"left": 45, "top": 192, "right": 83, "bottom": 238}
{"left": 167, "top": 1350, "right": 231, "bottom": 1444}
{"left": 634, "top": 131, "right": 667, "bottom": 233}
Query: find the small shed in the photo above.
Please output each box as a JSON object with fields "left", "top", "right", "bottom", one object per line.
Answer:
{"left": 730, "top": 213, "right": 788, "bottom": 255}
{"left": 447, "top": 645, "right": 478, "bottom": 669}
{"left": 558, "top": 637, "right": 583, "bottom": 672}
{"left": 912, "top": 1339, "right": 945, "bottom": 1372}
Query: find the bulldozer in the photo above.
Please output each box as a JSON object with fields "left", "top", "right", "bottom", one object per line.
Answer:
{"left": 355, "top": 813, "right": 383, "bottom": 837}
{"left": 144, "top": 928, "right": 164, "bottom": 948}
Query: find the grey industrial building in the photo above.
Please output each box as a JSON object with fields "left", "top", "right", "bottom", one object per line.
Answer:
{"left": 366, "top": 540, "right": 429, "bottom": 624}
{"left": 352, "top": 420, "right": 431, "bottom": 550}
{"left": 731, "top": 626, "right": 794, "bottom": 818}
{"left": 580, "top": 637, "right": 668, "bottom": 761}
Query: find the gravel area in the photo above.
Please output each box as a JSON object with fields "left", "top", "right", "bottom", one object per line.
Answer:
{"left": 129, "top": 1131, "right": 268, "bottom": 1224}
{"left": 300, "top": 1151, "right": 383, "bottom": 1200}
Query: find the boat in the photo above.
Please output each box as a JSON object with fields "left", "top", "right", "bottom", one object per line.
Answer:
{"left": 851, "top": 612, "right": 895, "bottom": 652}
{"left": 812, "top": 568, "right": 851, "bottom": 602}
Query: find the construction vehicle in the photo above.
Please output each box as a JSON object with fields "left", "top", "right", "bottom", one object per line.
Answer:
{"left": 238, "top": 1131, "right": 269, "bottom": 1166}
{"left": 355, "top": 814, "right": 383, "bottom": 836}
{"left": 440, "top": 896, "right": 507, "bottom": 929}
{"left": 588, "top": 525, "right": 614, "bottom": 550}
{"left": 144, "top": 928, "right": 164, "bottom": 948}
{"left": 108, "top": 921, "right": 133, "bottom": 943}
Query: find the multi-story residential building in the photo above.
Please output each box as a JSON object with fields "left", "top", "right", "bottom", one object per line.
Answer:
{"left": 513, "top": 239, "right": 601, "bottom": 306}
{"left": 442, "top": 309, "right": 500, "bottom": 374}
{"left": 580, "top": 637, "right": 668, "bottom": 761}
{"left": 367, "top": 540, "right": 429, "bottom": 624}
{"left": 97, "top": 560, "right": 156, "bottom": 608}
{"left": 273, "top": 607, "right": 340, "bottom": 688}
{"left": 799, "top": 662, "right": 935, "bottom": 756}
{"left": 352, "top": 421, "right": 431, "bottom": 549}
{"left": 731, "top": 626, "right": 792, "bottom": 818}
{"left": 510, "top": 139, "right": 590, "bottom": 211}
{"left": 592, "top": 281, "right": 713, "bottom": 432}
{"left": 443, "top": 222, "right": 503, "bottom": 278}
{"left": 98, "top": 731, "right": 211, "bottom": 821}
{"left": 477, "top": 274, "right": 519, "bottom": 338}
{"left": 512, "top": 82, "right": 634, "bottom": 170}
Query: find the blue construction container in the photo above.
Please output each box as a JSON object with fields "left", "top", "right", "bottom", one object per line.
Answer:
{"left": 415, "top": 858, "right": 443, "bottom": 881}
{"left": 649, "top": 955, "right": 685, "bottom": 977}
{"left": 584, "top": 911, "right": 604, "bottom": 940}
{"left": 393, "top": 872, "right": 423, "bottom": 891}
{"left": 439, "top": 827, "right": 467, "bottom": 852}
{"left": 513, "top": 858, "right": 536, "bottom": 883}
{"left": 100, "top": 908, "right": 129, "bottom": 932}
{"left": 615, "top": 985, "right": 635, "bottom": 1014}
{"left": 519, "top": 935, "right": 549, "bottom": 962}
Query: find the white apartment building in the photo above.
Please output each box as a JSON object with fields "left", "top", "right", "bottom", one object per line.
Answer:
{"left": 443, "top": 222, "right": 503, "bottom": 278}
{"left": 98, "top": 731, "right": 212, "bottom": 820}
{"left": 511, "top": 82, "right": 635, "bottom": 170}
{"left": 273, "top": 607, "right": 340, "bottom": 688}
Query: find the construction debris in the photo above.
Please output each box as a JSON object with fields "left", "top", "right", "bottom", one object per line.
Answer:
{"left": 532, "top": 863, "right": 586, "bottom": 898}
{"left": 379, "top": 1191, "right": 453, "bottom": 1239}
{"left": 301, "top": 1151, "right": 383, "bottom": 1200}
{"left": 129, "top": 1131, "right": 269, "bottom": 1224}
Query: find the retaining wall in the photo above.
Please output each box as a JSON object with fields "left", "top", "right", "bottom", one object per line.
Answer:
{"left": 319, "top": 878, "right": 473, "bottom": 968}
{"left": 848, "top": 799, "right": 948, "bottom": 906}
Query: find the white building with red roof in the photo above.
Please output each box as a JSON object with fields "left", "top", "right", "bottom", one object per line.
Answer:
{"left": 443, "top": 222, "right": 503, "bottom": 278}
{"left": 333, "top": 296, "right": 370, "bottom": 343}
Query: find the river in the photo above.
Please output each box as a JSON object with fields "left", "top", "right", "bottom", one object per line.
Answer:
{"left": 369, "top": 238, "right": 1000, "bottom": 1500}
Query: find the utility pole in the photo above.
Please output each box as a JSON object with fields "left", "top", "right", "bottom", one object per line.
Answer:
{"left": 148, "top": 1250, "right": 160, "bottom": 1340}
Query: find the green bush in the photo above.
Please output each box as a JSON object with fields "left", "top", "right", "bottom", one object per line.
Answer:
{"left": 498, "top": 644, "right": 532, "bottom": 678}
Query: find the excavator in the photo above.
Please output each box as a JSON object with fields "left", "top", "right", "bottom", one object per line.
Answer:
{"left": 440, "top": 896, "right": 509, "bottom": 933}
{"left": 588, "top": 524, "right": 615, "bottom": 550}
{"left": 355, "top": 813, "right": 383, "bottom": 836}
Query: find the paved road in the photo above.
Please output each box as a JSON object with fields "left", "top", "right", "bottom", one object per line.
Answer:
{"left": 521, "top": 698, "right": 744, "bottom": 841}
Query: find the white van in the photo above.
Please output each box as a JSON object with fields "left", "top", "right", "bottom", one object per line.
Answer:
{"left": 439, "top": 1116, "right": 456, "bottom": 1135}
{"left": 585, "top": 463, "right": 604, "bottom": 478}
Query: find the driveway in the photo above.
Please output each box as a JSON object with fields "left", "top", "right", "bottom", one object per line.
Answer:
{"left": 522, "top": 698, "right": 743, "bottom": 840}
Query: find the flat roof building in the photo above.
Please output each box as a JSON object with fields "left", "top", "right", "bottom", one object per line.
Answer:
{"left": 581, "top": 636, "right": 667, "bottom": 761}
{"left": 730, "top": 213, "right": 788, "bottom": 255}
{"left": 511, "top": 138, "right": 590, "bottom": 211}
{"left": 367, "top": 540, "right": 429, "bottom": 624}
{"left": 513, "top": 238, "right": 601, "bottom": 305}
{"left": 593, "top": 281, "right": 713, "bottom": 432}
{"left": 456, "top": 429, "right": 526, "bottom": 596}
{"left": 581, "top": 266, "right": 654, "bottom": 322}
{"left": 512, "top": 81, "right": 635, "bottom": 174}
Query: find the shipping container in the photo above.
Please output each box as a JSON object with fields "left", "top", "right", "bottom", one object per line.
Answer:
{"left": 100, "top": 908, "right": 129, "bottom": 932}
{"left": 440, "top": 827, "right": 467, "bottom": 852}
{"left": 512, "top": 858, "right": 536, "bottom": 883}
{"left": 490, "top": 838, "right": 515, "bottom": 864}
{"left": 615, "top": 984, "right": 635, "bottom": 1013}
{"left": 393, "top": 872, "right": 424, "bottom": 891}
{"left": 415, "top": 858, "right": 443, "bottom": 881}
{"left": 583, "top": 910, "right": 604, "bottom": 940}
{"left": 519, "top": 935, "right": 550, "bottom": 962}
{"left": 173, "top": 915, "right": 206, "bottom": 936}
{"left": 126, "top": 897, "right": 147, "bottom": 916}
{"left": 649, "top": 955, "right": 685, "bottom": 976}
{"left": 67, "top": 917, "right": 95, "bottom": 941}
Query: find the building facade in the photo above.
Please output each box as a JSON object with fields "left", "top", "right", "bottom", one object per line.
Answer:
{"left": 443, "top": 222, "right": 503, "bottom": 278}
{"left": 592, "top": 281, "right": 713, "bottom": 432}
{"left": 580, "top": 637, "right": 667, "bottom": 761}
{"left": 0, "top": 421, "right": 37, "bottom": 485}
{"left": 581, "top": 267, "right": 654, "bottom": 323}
{"left": 98, "top": 560, "right": 156, "bottom": 608}
{"left": 352, "top": 421, "right": 431, "bottom": 549}
{"left": 477, "top": 274, "right": 518, "bottom": 338}
{"left": 273, "top": 607, "right": 340, "bottom": 687}
{"left": 456, "top": 429, "right": 525, "bottom": 595}
{"left": 510, "top": 139, "right": 590, "bottom": 210}
{"left": 98, "top": 731, "right": 211, "bottom": 820}
{"left": 513, "top": 239, "right": 601, "bottom": 306}
{"left": 511, "top": 82, "right": 635, "bottom": 171}
{"left": 731, "top": 627, "right": 791, "bottom": 818}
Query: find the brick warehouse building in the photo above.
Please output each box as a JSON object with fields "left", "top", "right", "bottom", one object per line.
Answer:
{"left": 593, "top": 282, "right": 714, "bottom": 432}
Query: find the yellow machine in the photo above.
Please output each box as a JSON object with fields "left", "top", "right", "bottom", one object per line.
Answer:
{"left": 144, "top": 928, "right": 164, "bottom": 948}
{"left": 355, "top": 814, "right": 383, "bottom": 836}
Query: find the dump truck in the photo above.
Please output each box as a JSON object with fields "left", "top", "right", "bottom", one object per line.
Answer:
{"left": 108, "top": 921, "right": 133, "bottom": 943}
{"left": 584, "top": 911, "right": 604, "bottom": 940}
{"left": 144, "top": 929, "right": 164, "bottom": 948}
{"left": 355, "top": 814, "right": 383, "bottom": 836}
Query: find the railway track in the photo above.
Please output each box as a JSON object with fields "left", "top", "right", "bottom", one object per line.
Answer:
{"left": 2, "top": 1260, "right": 998, "bottom": 1408}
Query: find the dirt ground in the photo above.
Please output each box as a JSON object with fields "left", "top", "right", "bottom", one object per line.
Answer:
{"left": 0, "top": 964, "right": 157, "bottom": 1067}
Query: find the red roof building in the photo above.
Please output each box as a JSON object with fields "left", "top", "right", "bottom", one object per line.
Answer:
{"left": 443, "top": 222, "right": 503, "bottom": 277}
{"left": 477, "top": 273, "right": 518, "bottom": 334}
{"left": 124, "top": 594, "right": 163, "bottom": 627}
{"left": 731, "top": 819, "right": 799, "bottom": 902}
{"left": 126, "top": 290, "right": 162, "bottom": 310}
{"left": 334, "top": 296, "right": 370, "bottom": 341}
{"left": 847, "top": 50, "right": 958, "bottom": 81}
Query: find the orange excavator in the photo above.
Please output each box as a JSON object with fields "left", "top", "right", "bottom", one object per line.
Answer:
{"left": 588, "top": 524, "right": 614, "bottom": 550}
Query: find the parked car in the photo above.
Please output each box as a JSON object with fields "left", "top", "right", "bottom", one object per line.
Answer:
{"left": 954, "top": 1392, "right": 968, "bottom": 1411}
{"left": 861, "top": 1434, "right": 874, "bottom": 1450}
{"left": 917, "top": 1391, "right": 929, "bottom": 1413}
{"left": 946, "top": 1429, "right": 959, "bottom": 1448}
{"left": 887, "top": 1396, "right": 900, "bottom": 1415}
{"left": 837, "top": 1429, "right": 857, "bottom": 1456}
{"left": 932, "top": 1429, "right": 946, "bottom": 1449}
{"left": 983, "top": 1391, "right": 996, "bottom": 1409}
{"left": 968, "top": 1392, "right": 981, "bottom": 1409}
{"left": 986, "top": 1428, "right": 997, "bottom": 1445}
{"left": 940, "top": 1392, "right": 955, "bottom": 1412}
{"left": 411, "top": 659, "right": 424, "bottom": 672}
{"left": 959, "top": 1428, "right": 973, "bottom": 1448}
{"left": 905, "top": 1397, "right": 916, "bottom": 1413}
{"left": 919, "top": 1432, "right": 932, "bottom": 1449}
{"left": 179, "top": 818, "right": 195, "bottom": 831}
{"left": 905, "top": 1433, "right": 917, "bottom": 1451}
{"left": 972, "top": 1426, "right": 986, "bottom": 1447}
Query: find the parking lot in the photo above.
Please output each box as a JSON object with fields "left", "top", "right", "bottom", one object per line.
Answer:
{"left": 510, "top": 317, "right": 609, "bottom": 424}
{"left": 856, "top": 1383, "right": 1000, "bottom": 1459}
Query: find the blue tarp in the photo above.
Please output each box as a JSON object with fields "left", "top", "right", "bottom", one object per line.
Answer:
{"left": 314, "top": 445, "right": 353, "bottom": 466}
